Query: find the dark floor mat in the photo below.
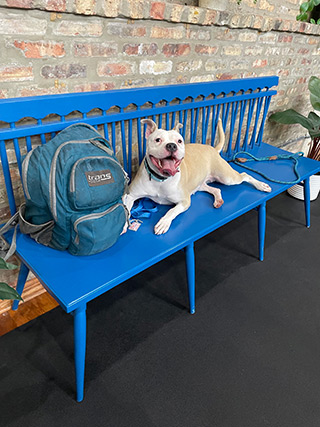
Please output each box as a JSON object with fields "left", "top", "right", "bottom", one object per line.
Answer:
{"left": 1, "top": 193, "right": 319, "bottom": 427}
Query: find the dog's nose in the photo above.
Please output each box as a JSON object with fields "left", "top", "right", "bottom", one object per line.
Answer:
{"left": 166, "top": 143, "right": 178, "bottom": 152}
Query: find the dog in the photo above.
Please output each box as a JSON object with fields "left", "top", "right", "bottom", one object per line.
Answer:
{"left": 123, "top": 119, "right": 271, "bottom": 235}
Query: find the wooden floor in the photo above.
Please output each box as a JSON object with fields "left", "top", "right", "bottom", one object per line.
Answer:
{"left": 0, "top": 292, "right": 58, "bottom": 336}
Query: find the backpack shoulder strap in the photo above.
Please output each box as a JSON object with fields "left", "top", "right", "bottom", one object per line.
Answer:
{"left": 0, "top": 204, "right": 54, "bottom": 260}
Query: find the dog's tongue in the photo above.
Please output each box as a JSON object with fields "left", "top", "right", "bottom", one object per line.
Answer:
{"left": 161, "top": 158, "right": 177, "bottom": 176}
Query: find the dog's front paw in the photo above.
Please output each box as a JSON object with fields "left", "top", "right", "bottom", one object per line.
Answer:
{"left": 214, "top": 198, "right": 224, "bottom": 208}
{"left": 154, "top": 217, "right": 172, "bottom": 235}
{"left": 260, "top": 182, "right": 272, "bottom": 193}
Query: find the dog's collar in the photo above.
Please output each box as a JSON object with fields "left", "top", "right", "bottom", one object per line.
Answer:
{"left": 144, "top": 158, "right": 169, "bottom": 182}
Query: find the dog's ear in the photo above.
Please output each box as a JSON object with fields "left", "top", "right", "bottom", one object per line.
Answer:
{"left": 141, "top": 119, "right": 158, "bottom": 138}
{"left": 172, "top": 123, "right": 183, "bottom": 133}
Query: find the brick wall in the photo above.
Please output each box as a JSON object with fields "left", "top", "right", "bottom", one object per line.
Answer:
{"left": 0, "top": 0, "right": 319, "bottom": 148}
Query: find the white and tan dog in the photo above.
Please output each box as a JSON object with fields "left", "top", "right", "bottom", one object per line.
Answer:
{"left": 123, "top": 119, "right": 271, "bottom": 235}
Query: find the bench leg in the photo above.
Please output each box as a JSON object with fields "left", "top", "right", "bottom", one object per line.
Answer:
{"left": 303, "top": 178, "right": 310, "bottom": 228}
{"left": 184, "top": 243, "right": 195, "bottom": 315}
{"left": 73, "top": 304, "right": 87, "bottom": 402}
{"left": 258, "top": 202, "right": 266, "bottom": 262}
{"left": 12, "top": 262, "right": 29, "bottom": 311}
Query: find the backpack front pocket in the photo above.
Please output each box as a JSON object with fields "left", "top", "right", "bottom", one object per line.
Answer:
{"left": 69, "top": 203, "right": 127, "bottom": 256}
{"left": 69, "top": 156, "right": 125, "bottom": 210}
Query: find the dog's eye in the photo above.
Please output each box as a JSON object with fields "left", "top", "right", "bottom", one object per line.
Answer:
{"left": 155, "top": 138, "right": 161, "bottom": 143}
{"left": 178, "top": 139, "right": 183, "bottom": 144}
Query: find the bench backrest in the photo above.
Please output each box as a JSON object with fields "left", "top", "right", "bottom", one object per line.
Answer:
{"left": 0, "top": 76, "right": 278, "bottom": 216}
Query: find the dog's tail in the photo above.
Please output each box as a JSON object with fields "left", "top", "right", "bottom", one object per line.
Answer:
{"left": 215, "top": 119, "right": 225, "bottom": 153}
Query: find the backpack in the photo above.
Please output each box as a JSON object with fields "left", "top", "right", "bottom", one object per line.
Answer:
{"left": 12, "top": 123, "right": 128, "bottom": 256}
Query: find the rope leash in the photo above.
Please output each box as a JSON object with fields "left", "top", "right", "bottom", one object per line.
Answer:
{"left": 231, "top": 151, "right": 304, "bottom": 185}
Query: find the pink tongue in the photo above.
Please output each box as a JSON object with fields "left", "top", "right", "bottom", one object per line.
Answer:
{"left": 161, "top": 158, "right": 177, "bottom": 176}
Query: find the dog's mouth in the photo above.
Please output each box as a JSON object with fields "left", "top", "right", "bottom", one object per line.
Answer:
{"left": 149, "top": 155, "right": 183, "bottom": 177}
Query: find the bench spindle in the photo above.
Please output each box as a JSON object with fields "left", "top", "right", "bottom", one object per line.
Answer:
{"left": 120, "top": 113, "right": 128, "bottom": 172}
{"left": 0, "top": 140, "right": 16, "bottom": 215}
{"left": 26, "top": 136, "right": 32, "bottom": 152}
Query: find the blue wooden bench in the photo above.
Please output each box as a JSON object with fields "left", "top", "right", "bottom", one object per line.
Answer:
{"left": 1, "top": 76, "right": 320, "bottom": 402}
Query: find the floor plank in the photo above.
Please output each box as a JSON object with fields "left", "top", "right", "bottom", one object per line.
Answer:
{"left": 0, "top": 292, "right": 58, "bottom": 336}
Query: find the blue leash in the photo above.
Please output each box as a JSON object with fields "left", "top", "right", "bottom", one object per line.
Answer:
{"left": 130, "top": 198, "right": 158, "bottom": 219}
{"left": 231, "top": 151, "right": 304, "bottom": 185}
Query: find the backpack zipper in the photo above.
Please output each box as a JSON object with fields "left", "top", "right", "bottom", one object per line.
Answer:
{"left": 22, "top": 149, "right": 35, "bottom": 200}
{"left": 49, "top": 140, "right": 91, "bottom": 221}
{"left": 73, "top": 203, "right": 127, "bottom": 245}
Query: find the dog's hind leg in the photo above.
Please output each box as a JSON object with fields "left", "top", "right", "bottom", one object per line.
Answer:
{"left": 232, "top": 172, "right": 271, "bottom": 193}
{"left": 200, "top": 183, "right": 224, "bottom": 208}
{"left": 216, "top": 165, "right": 271, "bottom": 193}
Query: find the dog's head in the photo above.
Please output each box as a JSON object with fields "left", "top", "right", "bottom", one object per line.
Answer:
{"left": 142, "top": 119, "right": 185, "bottom": 177}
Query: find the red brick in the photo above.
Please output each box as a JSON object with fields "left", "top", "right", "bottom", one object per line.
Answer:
{"left": 0, "top": 16, "right": 47, "bottom": 35}
{"left": 73, "top": 42, "right": 118, "bottom": 57}
{"left": 45, "top": 0, "right": 66, "bottom": 11}
{"left": 203, "top": 10, "right": 218, "bottom": 26}
{"left": 301, "top": 58, "right": 312, "bottom": 65}
{"left": 186, "top": 28, "right": 210, "bottom": 41}
{"left": 195, "top": 45, "right": 218, "bottom": 55}
{"left": 177, "top": 60, "right": 202, "bottom": 73}
{"left": 252, "top": 59, "right": 268, "bottom": 68}
{"left": 41, "top": 64, "right": 86, "bottom": 78}
{"left": 0, "top": 64, "right": 33, "bottom": 82}
{"left": 54, "top": 20, "right": 103, "bottom": 37}
{"left": 296, "top": 77, "right": 307, "bottom": 85}
{"left": 308, "top": 37, "right": 318, "bottom": 45}
{"left": 126, "top": 0, "right": 144, "bottom": 19}
{"left": 74, "top": 82, "right": 116, "bottom": 92}
{"left": 123, "top": 43, "right": 158, "bottom": 56}
{"left": 102, "top": 0, "right": 120, "bottom": 17}
{"left": 150, "top": 2, "right": 166, "bottom": 20}
{"left": 162, "top": 43, "right": 190, "bottom": 57}
{"left": 278, "top": 34, "right": 293, "bottom": 43}
{"left": 107, "top": 22, "right": 146, "bottom": 38}
{"left": 170, "top": 4, "right": 184, "bottom": 22}
{"left": 278, "top": 69, "right": 290, "bottom": 76}
{"left": 282, "top": 20, "right": 292, "bottom": 31}
{"left": 97, "top": 62, "right": 135, "bottom": 76}
{"left": 140, "top": 60, "right": 172, "bottom": 75}
{"left": 151, "top": 26, "right": 184, "bottom": 39}
{"left": 216, "top": 73, "right": 234, "bottom": 80}
{"left": 252, "top": 15, "right": 264, "bottom": 29}
{"left": 298, "top": 48, "right": 310, "bottom": 55}
{"left": 14, "top": 41, "right": 65, "bottom": 58}
{"left": 244, "top": 46, "right": 263, "bottom": 56}
{"left": 75, "top": 0, "right": 96, "bottom": 15}
{"left": 6, "top": 0, "right": 33, "bottom": 8}
{"left": 215, "top": 29, "right": 236, "bottom": 41}
{"left": 299, "top": 22, "right": 307, "bottom": 32}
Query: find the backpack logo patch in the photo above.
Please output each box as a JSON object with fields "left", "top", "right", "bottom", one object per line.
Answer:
{"left": 85, "top": 169, "right": 114, "bottom": 186}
